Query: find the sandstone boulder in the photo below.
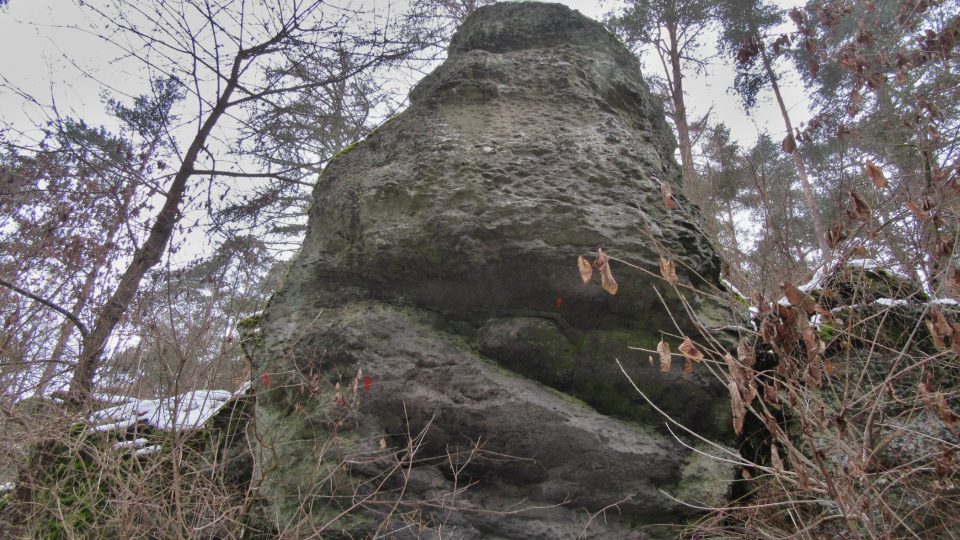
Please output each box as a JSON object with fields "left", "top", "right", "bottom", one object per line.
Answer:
{"left": 246, "top": 3, "right": 739, "bottom": 537}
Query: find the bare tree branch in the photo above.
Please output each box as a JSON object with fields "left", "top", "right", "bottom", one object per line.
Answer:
{"left": 0, "top": 277, "right": 89, "bottom": 339}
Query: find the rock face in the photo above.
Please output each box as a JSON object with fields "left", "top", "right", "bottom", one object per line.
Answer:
{"left": 247, "top": 3, "right": 738, "bottom": 537}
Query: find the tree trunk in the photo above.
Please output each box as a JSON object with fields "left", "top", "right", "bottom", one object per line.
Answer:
{"left": 67, "top": 60, "right": 244, "bottom": 403}
{"left": 759, "top": 45, "right": 831, "bottom": 261}
{"left": 668, "top": 24, "right": 696, "bottom": 186}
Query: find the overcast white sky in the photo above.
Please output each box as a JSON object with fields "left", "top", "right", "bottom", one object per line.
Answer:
{"left": 0, "top": 0, "right": 810, "bottom": 149}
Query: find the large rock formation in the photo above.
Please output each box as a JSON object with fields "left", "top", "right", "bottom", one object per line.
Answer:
{"left": 246, "top": 3, "right": 739, "bottom": 537}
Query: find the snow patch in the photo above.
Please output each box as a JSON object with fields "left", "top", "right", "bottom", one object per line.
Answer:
{"left": 134, "top": 445, "right": 162, "bottom": 456}
{"left": 112, "top": 438, "right": 150, "bottom": 450}
{"left": 89, "top": 388, "right": 240, "bottom": 433}
{"left": 721, "top": 278, "right": 747, "bottom": 300}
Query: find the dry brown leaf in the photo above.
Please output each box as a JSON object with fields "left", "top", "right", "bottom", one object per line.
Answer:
{"left": 661, "top": 181, "right": 678, "bottom": 210}
{"left": 906, "top": 200, "right": 930, "bottom": 221}
{"left": 657, "top": 340, "right": 672, "bottom": 372}
{"left": 935, "top": 236, "right": 955, "bottom": 259}
{"left": 759, "top": 317, "right": 778, "bottom": 345}
{"left": 592, "top": 248, "right": 618, "bottom": 295}
{"left": 683, "top": 356, "right": 694, "bottom": 375}
{"left": 659, "top": 257, "right": 678, "bottom": 285}
{"left": 931, "top": 309, "right": 954, "bottom": 337}
{"left": 763, "top": 382, "right": 780, "bottom": 407}
{"left": 935, "top": 392, "right": 959, "bottom": 429}
{"left": 865, "top": 159, "right": 888, "bottom": 188}
{"left": 782, "top": 133, "right": 797, "bottom": 154}
{"left": 737, "top": 339, "right": 756, "bottom": 368}
{"left": 827, "top": 222, "right": 847, "bottom": 249}
{"left": 599, "top": 261, "right": 618, "bottom": 295}
{"left": 927, "top": 321, "right": 947, "bottom": 350}
{"left": 771, "top": 446, "right": 784, "bottom": 473}
{"left": 379, "top": 437, "right": 387, "bottom": 450}
{"left": 741, "top": 377, "right": 758, "bottom": 406}
{"left": 804, "top": 357, "right": 823, "bottom": 389}
{"left": 848, "top": 190, "right": 871, "bottom": 221}
{"left": 678, "top": 337, "right": 704, "bottom": 364}
{"left": 948, "top": 269, "right": 960, "bottom": 297}
{"left": 723, "top": 352, "right": 740, "bottom": 380}
{"left": 764, "top": 412, "right": 783, "bottom": 441}
{"left": 782, "top": 282, "right": 821, "bottom": 315}
{"left": 801, "top": 327, "right": 823, "bottom": 363}
{"left": 577, "top": 255, "right": 593, "bottom": 284}
{"left": 593, "top": 248, "right": 610, "bottom": 269}
{"left": 729, "top": 380, "right": 746, "bottom": 435}
{"left": 927, "top": 309, "right": 954, "bottom": 350}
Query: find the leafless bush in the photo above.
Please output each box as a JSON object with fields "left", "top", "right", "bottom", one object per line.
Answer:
{"left": 591, "top": 241, "right": 960, "bottom": 538}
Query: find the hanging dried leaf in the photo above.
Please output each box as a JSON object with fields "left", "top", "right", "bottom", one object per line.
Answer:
{"left": 827, "top": 222, "right": 847, "bottom": 249}
{"left": 659, "top": 257, "right": 678, "bottom": 286}
{"left": 905, "top": 200, "right": 930, "bottom": 221}
{"left": 678, "top": 337, "right": 704, "bottom": 364}
{"left": 771, "top": 446, "right": 784, "bottom": 473}
{"left": 724, "top": 353, "right": 741, "bottom": 383}
{"left": 782, "top": 282, "right": 821, "bottom": 315}
{"left": 935, "top": 236, "right": 955, "bottom": 259}
{"left": 804, "top": 357, "right": 823, "bottom": 389}
{"left": 683, "top": 356, "right": 694, "bottom": 375}
{"left": 599, "top": 262, "right": 618, "bottom": 295}
{"left": 657, "top": 340, "right": 672, "bottom": 372}
{"left": 661, "top": 181, "right": 678, "bottom": 209}
{"left": 782, "top": 133, "right": 797, "bottom": 154}
{"left": 764, "top": 412, "right": 783, "bottom": 441}
{"left": 948, "top": 269, "right": 960, "bottom": 297}
{"left": 802, "top": 327, "right": 823, "bottom": 363}
{"left": 741, "top": 377, "right": 758, "bottom": 406}
{"left": 759, "top": 317, "right": 778, "bottom": 344}
{"left": 737, "top": 339, "right": 756, "bottom": 368}
{"left": 577, "top": 255, "right": 593, "bottom": 284}
{"left": 935, "top": 392, "right": 959, "bottom": 429}
{"left": 847, "top": 191, "right": 871, "bottom": 221}
{"left": 927, "top": 321, "right": 947, "bottom": 350}
{"left": 933, "top": 309, "right": 954, "bottom": 337}
{"left": 379, "top": 436, "right": 388, "bottom": 450}
{"left": 763, "top": 382, "right": 780, "bottom": 407}
{"left": 865, "top": 159, "right": 888, "bottom": 188}
{"left": 593, "top": 248, "right": 610, "bottom": 268}
{"left": 593, "top": 248, "right": 618, "bottom": 295}
{"left": 729, "top": 380, "right": 746, "bottom": 435}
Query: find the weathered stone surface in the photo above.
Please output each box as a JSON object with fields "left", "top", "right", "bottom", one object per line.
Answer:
{"left": 247, "top": 2, "right": 738, "bottom": 537}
